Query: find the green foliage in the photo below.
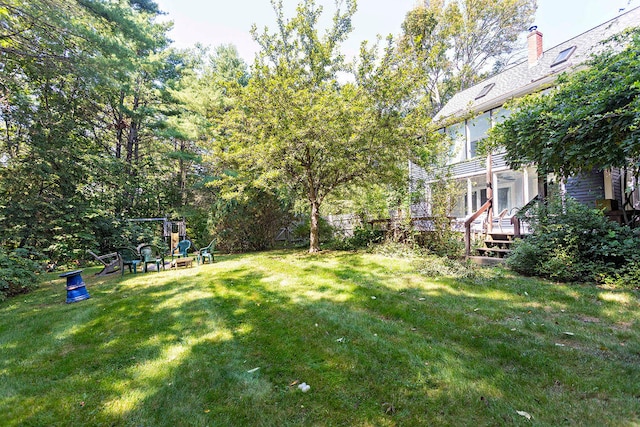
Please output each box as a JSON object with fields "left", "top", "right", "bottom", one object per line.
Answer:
{"left": 506, "top": 192, "right": 640, "bottom": 283}
{"left": 218, "top": 0, "right": 416, "bottom": 253}
{"left": 293, "top": 215, "right": 334, "bottom": 244}
{"left": 0, "top": 247, "right": 42, "bottom": 301}
{"left": 397, "top": 0, "right": 537, "bottom": 114}
{"left": 602, "top": 260, "right": 640, "bottom": 289}
{"left": 0, "top": 0, "right": 224, "bottom": 264}
{"left": 212, "top": 189, "right": 293, "bottom": 253}
{"left": 414, "top": 255, "right": 478, "bottom": 280}
{"left": 489, "top": 27, "right": 640, "bottom": 178}
{"left": 419, "top": 176, "right": 465, "bottom": 257}
{"left": 329, "top": 226, "right": 385, "bottom": 251}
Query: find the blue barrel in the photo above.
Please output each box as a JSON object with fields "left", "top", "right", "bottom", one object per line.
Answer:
{"left": 59, "top": 270, "right": 90, "bottom": 303}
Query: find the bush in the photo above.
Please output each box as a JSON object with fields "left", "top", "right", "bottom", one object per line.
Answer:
{"left": 293, "top": 215, "right": 334, "bottom": 245}
{"left": 329, "top": 226, "right": 385, "bottom": 251}
{"left": 0, "top": 247, "right": 43, "bottom": 301}
{"left": 213, "top": 190, "right": 293, "bottom": 253}
{"left": 506, "top": 192, "right": 640, "bottom": 283}
{"left": 601, "top": 260, "right": 640, "bottom": 289}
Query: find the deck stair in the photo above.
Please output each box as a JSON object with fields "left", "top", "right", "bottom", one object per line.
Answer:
{"left": 469, "top": 232, "right": 516, "bottom": 265}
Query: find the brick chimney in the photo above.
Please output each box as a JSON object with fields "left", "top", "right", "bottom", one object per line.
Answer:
{"left": 527, "top": 25, "right": 543, "bottom": 65}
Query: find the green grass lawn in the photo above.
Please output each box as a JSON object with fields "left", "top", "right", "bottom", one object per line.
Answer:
{"left": 1, "top": 250, "right": 639, "bottom": 426}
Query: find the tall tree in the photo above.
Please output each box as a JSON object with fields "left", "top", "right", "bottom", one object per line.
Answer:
{"left": 0, "top": 0, "right": 173, "bottom": 260}
{"left": 217, "top": 0, "right": 415, "bottom": 252}
{"left": 398, "top": 0, "right": 537, "bottom": 115}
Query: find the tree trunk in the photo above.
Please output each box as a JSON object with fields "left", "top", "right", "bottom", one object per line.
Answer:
{"left": 309, "top": 199, "right": 320, "bottom": 253}
{"left": 179, "top": 139, "right": 187, "bottom": 206}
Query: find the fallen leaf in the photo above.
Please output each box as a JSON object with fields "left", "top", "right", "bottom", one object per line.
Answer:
{"left": 516, "top": 410, "right": 532, "bottom": 420}
{"left": 382, "top": 402, "right": 396, "bottom": 415}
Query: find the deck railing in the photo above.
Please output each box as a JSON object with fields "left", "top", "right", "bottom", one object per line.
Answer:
{"left": 464, "top": 198, "right": 493, "bottom": 257}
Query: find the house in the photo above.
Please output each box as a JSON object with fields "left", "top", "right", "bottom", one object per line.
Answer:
{"left": 409, "top": 6, "right": 640, "bottom": 253}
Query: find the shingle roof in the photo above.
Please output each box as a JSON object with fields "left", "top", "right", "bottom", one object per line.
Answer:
{"left": 434, "top": 6, "right": 640, "bottom": 121}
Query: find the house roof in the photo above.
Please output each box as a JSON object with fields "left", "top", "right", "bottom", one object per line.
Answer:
{"left": 434, "top": 6, "right": 640, "bottom": 122}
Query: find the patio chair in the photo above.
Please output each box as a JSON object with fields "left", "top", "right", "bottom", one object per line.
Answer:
{"left": 197, "top": 240, "right": 215, "bottom": 264}
{"left": 494, "top": 209, "right": 509, "bottom": 233}
{"left": 139, "top": 244, "right": 166, "bottom": 273}
{"left": 117, "top": 247, "right": 142, "bottom": 276}
{"left": 87, "top": 250, "right": 120, "bottom": 276}
{"left": 171, "top": 239, "right": 192, "bottom": 259}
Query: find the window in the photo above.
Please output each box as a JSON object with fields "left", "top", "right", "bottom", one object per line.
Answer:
{"left": 551, "top": 46, "right": 576, "bottom": 67}
{"left": 475, "top": 83, "right": 495, "bottom": 100}
{"left": 470, "top": 176, "right": 488, "bottom": 212}
{"left": 492, "top": 107, "right": 511, "bottom": 125}
{"left": 450, "top": 179, "right": 468, "bottom": 218}
{"left": 468, "top": 112, "right": 490, "bottom": 158}
{"left": 446, "top": 122, "right": 466, "bottom": 164}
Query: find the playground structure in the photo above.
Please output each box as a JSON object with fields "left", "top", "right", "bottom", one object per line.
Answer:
{"left": 128, "top": 217, "right": 186, "bottom": 251}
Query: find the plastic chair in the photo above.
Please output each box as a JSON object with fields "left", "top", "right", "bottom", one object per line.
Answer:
{"left": 171, "top": 239, "right": 192, "bottom": 259}
{"left": 117, "top": 247, "right": 141, "bottom": 276}
{"left": 198, "top": 240, "right": 215, "bottom": 264}
{"left": 139, "top": 244, "right": 165, "bottom": 273}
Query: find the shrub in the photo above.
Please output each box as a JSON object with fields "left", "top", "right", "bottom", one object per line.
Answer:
{"left": 506, "top": 192, "right": 640, "bottom": 283}
{"left": 329, "top": 226, "right": 385, "bottom": 251}
{"left": 213, "top": 190, "right": 293, "bottom": 253}
{"left": 601, "top": 260, "right": 640, "bottom": 289}
{"left": 294, "top": 215, "right": 334, "bottom": 245}
{"left": 0, "top": 247, "right": 43, "bottom": 301}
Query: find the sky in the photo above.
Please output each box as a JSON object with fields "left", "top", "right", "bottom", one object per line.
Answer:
{"left": 154, "top": 0, "right": 639, "bottom": 64}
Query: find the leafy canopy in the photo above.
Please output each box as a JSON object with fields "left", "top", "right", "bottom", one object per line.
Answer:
{"left": 217, "top": 0, "right": 417, "bottom": 252}
{"left": 488, "top": 28, "right": 640, "bottom": 178}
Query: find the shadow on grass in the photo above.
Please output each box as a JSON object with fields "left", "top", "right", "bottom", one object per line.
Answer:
{"left": 0, "top": 251, "right": 638, "bottom": 426}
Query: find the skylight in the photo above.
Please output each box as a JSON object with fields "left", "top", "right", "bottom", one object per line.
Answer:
{"left": 475, "top": 83, "right": 495, "bottom": 100}
{"left": 551, "top": 46, "right": 576, "bottom": 67}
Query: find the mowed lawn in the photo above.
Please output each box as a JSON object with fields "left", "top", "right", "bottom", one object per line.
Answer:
{"left": 1, "top": 250, "right": 639, "bottom": 426}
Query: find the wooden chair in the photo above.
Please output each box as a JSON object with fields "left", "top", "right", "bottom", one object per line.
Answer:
{"left": 87, "top": 250, "right": 120, "bottom": 276}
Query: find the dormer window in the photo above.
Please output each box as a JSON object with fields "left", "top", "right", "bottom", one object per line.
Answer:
{"left": 551, "top": 46, "right": 576, "bottom": 67}
{"left": 475, "top": 83, "right": 495, "bottom": 100}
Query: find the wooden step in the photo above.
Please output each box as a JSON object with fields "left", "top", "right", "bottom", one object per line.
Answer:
{"left": 488, "top": 233, "right": 515, "bottom": 241}
{"left": 476, "top": 247, "right": 511, "bottom": 258}
{"left": 484, "top": 240, "right": 514, "bottom": 249}
{"left": 485, "top": 239, "right": 513, "bottom": 245}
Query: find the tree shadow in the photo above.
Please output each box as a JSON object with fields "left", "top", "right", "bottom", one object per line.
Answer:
{"left": 1, "top": 252, "right": 638, "bottom": 426}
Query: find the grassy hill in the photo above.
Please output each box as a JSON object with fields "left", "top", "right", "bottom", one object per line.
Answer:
{"left": 1, "top": 250, "right": 638, "bottom": 426}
